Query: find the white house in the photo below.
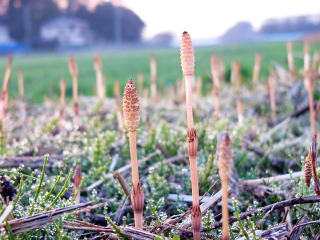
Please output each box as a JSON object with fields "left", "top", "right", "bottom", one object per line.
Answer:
{"left": 0, "top": 25, "right": 14, "bottom": 44}
{"left": 40, "top": 17, "right": 92, "bottom": 47}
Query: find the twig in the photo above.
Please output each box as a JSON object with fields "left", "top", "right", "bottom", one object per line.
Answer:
{"left": 236, "top": 223, "right": 289, "bottom": 240}
{"left": 179, "top": 189, "right": 227, "bottom": 230}
{"left": 241, "top": 168, "right": 320, "bottom": 186}
{"left": 211, "top": 196, "right": 320, "bottom": 230}
{"left": 1, "top": 201, "right": 94, "bottom": 234}
{"left": 85, "top": 151, "right": 160, "bottom": 191}
{"left": 0, "top": 155, "right": 64, "bottom": 168}
{"left": 64, "top": 220, "right": 161, "bottom": 240}
{"left": 114, "top": 171, "right": 131, "bottom": 200}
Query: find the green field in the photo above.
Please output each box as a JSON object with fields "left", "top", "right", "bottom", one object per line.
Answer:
{"left": 0, "top": 41, "right": 317, "bottom": 102}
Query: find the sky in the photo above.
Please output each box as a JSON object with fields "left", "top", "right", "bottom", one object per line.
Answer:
{"left": 123, "top": 0, "right": 320, "bottom": 40}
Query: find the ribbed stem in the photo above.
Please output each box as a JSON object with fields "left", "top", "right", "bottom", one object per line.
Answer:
{"left": 252, "top": 53, "right": 261, "bottom": 83}
{"left": 221, "top": 177, "right": 230, "bottom": 239}
{"left": 96, "top": 70, "right": 105, "bottom": 99}
{"left": 189, "top": 156, "right": 200, "bottom": 205}
{"left": 134, "top": 211, "right": 143, "bottom": 228}
{"left": 185, "top": 75, "right": 194, "bottom": 128}
{"left": 129, "top": 131, "right": 139, "bottom": 187}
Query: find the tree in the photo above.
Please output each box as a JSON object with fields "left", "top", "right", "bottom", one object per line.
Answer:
{"left": 76, "top": 2, "right": 145, "bottom": 43}
{"left": 0, "top": 0, "right": 61, "bottom": 45}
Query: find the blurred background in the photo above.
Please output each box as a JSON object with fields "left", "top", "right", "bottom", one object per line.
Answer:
{"left": 0, "top": 0, "right": 319, "bottom": 101}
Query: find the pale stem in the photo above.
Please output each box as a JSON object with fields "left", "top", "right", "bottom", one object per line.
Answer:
{"left": 304, "top": 52, "right": 310, "bottom": 73}
{"left": 18, "top": 72, "right": 24, "bottom": 99}
{"left": 185, "top": 75, "right": 194, "bottom": 129}
{"left": 2, "top": 67, "right": 11, "bottom": 92}
{"left": 74, "top": 186, "right": 80, "bottom": 204}
{"left": 213, "top": 80, "right": 220, "bottom": 117}
{"left": 253, "top": 64, "right": 260, "bottom": 83}
{"left": 129, "top": 131, "right": 139, "bottom": 186}
{"left": 221, "top": 178, "right": 230, "bottom": 238}
{"left": 307, "top": 77, "right": 316, "bottom": 136}
{"left": 60, "top": 82, "right": 65, "bottom": 119}
{"left": 134, "top": 212, "right": 143, "bottom": 229}
{"left": 189, "top": 156, "right": 200, "bottom": 206}
{"left": 73, "top": 75, "right": 78, "bottom": 107}
{"left": 96, "top": 70, "right": 105, "bottom": 99}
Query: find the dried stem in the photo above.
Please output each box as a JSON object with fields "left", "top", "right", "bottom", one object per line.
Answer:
{"left": 73, "top": 165, "right": 82, "bottom": 204}
{"left": 219, "top": 57, "right": 226, "bottom": 84}
{"left": 114, "top": 82, "right": 124, "bottom": 132}
{"left": 211, "top": 56, "right": 220, "bottom": 118}
{"left": 0, "top": 92, "right": 5, "bottom": 132}
{"left": 94, "top": 53, "right": 105, "bottom": 100}
{"left": 18, "top": 70, "right": 24, "bottom": 101}
{"left": 312, "top": 52, "right": 319, "bottom": 72}
{"left": 114, "top": 171, "right": 131, "bottom": 200}
{"left": 231, "top": 61, "right": 241, "bottom": 91}
{"left": 2, "top": 55, "right": 12, "bottom": 116}
{"left": 211, "top": 196, "right": 320, "bottom": 230}
{"left": 150, "top": 54, "right": 157, "bottom": 100}
{"left": 218, "top": 134, "right": 232, "bottom": 240}
{"left": 268, "top": 68, "right": 277, "bottom": 123}
{"left": 252, "top": 52, "right": 262, "bottom": 83}
{"left": 68, "top": 56, "right": 79, "bottom": 127}
{"left": 59, "top": 79, "right": 66, "bottom": 122}
{"left": 304, "top": 41, "right": 310, "bottom": 73}
{"left": 180, "top": 31, "right": 201, "bottom": 240}
{"left": 236, "top": 100, "right": 244, "bottom": 125}
{"left": 305, "top": 72, "right": 316, "bottom": 136}
{"left": 287, "top": 41, "right": 295, "bottom": 79}
{"left": 304, "top": 43, "right": 315, "bottom": 134}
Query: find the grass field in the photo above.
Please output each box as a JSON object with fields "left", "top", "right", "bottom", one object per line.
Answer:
{"left": 0, "top": 41, "right": 318, "bottom": 102}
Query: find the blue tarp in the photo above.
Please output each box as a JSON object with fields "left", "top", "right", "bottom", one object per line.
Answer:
{"left": 0, "top": 43, "right": 28, "bottom": 54}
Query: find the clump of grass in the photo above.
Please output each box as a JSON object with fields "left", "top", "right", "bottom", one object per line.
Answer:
{"left": 68, "top": 56, "right": 79, "bottom": 128}
{"left": 180, "top": 31, "right": 201, "bottom": 240}
{"left": 122, "top": 79, "right": 144, "bottom": 228}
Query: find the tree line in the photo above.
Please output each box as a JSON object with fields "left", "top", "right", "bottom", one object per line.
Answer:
{"left": 0, "top": 0, "right": 145, "bottom": 47}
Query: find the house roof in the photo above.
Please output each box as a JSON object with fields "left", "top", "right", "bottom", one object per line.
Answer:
{"left": 42, "top": 16, "right": 89, "bottom": 28}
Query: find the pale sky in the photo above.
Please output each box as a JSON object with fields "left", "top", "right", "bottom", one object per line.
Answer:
{"left": 124, "top": 0, "right": 320, "bottom": 40}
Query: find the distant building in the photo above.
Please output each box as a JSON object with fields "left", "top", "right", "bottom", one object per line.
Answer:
{"left": 149, "top": 32, "right": 174, "bottom": 46}
{"left": 0, "top": 24, "right": 14, "bottom": 44}
{"left": 0, "top": 24, "right": 26, "bottom": 53}
{"left": 219, "top": 22, "right": 263, "bottom": 44}
{"left": 40, "top": 17, "right": 93, "bottom": 47}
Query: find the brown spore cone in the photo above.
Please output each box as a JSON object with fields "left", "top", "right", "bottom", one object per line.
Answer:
{"left": 123, "top": 79, "right": 140, "bottom": 132}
